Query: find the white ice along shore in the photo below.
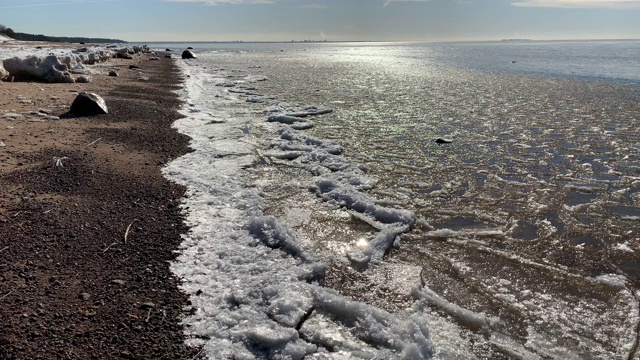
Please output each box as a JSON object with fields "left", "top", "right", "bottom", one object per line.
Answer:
{"left": 0, "top": 43, "right": 148, "bottom": 83}
{"left": 164, "top": 57, "right": 436, "bottom": 358}
{"left": 163, "top": 50, "right": 640, "bottom": 360}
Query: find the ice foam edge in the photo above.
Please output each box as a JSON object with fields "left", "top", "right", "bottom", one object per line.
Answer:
{"left": 163, "top": 54, "right": 435, "bottom": 359}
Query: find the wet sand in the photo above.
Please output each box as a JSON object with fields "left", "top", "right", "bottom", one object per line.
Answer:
{"left": 0, "top": 48, "right": 200, "bottom": 359}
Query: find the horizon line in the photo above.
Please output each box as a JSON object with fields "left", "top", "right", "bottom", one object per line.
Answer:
{"left": 128, "top": 38, "right": 640, "bottom": 44}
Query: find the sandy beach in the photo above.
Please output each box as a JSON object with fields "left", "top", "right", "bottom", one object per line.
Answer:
{"left": 0, "top": 45, "right": 200, "bottom": 359}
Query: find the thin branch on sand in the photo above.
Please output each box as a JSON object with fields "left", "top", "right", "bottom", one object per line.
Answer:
{"left": 0, "top": 246, "right": 8, "bottom": 253}
{"left": 124, "top": 220, "right": 136, "bottom": 244}
{"left": 191, "top": 347, "right": 205, "bottom": 360}
{"left": 1, "top": 291, "right": 13, "bottom": 301}
{"left": 86, "top": 138, "right": 102, "bottom": 147}
{"left": 102, "top": 242, "right": 118, "bottom": 253}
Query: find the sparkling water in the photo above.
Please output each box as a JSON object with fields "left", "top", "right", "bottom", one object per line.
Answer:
{"left": 162, "top": 40, "right": 640, "bottom": 359}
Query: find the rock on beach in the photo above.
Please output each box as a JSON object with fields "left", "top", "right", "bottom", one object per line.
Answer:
{"left": 69, "top": 92, "right": 108, "bottom": 116}
{"left": 0, "top": 53, "right": 199, "bottom": 359}
{"left": 182, "top": 50, "right": 197, "bottom": 59}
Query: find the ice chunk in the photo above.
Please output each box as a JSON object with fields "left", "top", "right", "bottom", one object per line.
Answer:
{"left": 266, "top": 286, "right": 314, "bottom": 328}
{"left": 249, "top": 216, "right": 310, "bottom": 261}
{"left": 245, "top": 324, "right": 299, "bottom": 347}
{"left": 413, "top": 286, "right": 498, "bottom": 336}
{"left": 268, "top": 114, "right": 309, "bottom": 124}
{"left": 311, "top": 178, "right": 415, "bottom": 226}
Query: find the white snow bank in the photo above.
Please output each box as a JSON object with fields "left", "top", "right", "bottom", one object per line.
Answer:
{"left": 3, "top": 54, "right": 108, "bottom": 83}
{"left": 0, "top": 44, "right": 148, "bottom": 83}
{"left": 0, "top": 62, "right": 7, "bottom": 81}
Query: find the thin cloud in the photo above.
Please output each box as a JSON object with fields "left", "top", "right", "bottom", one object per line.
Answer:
{"left": 511, "top": 0, "right": 640, "bottom": 8}
{"left": 383, "top": 0, "right": 430, "bottom": 8}
{"left": 0, "top": 0, "right": 121, "bottom": 9}
{"left": 163, "top": 0, "right": 276, "bottom": 4}
{"left": 299, "top": 3, "right": 328, "bottom": 9}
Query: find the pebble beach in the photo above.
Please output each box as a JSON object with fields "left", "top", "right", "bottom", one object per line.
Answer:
{"left": 0, "top": 41, "right": 200, "bottom": 359}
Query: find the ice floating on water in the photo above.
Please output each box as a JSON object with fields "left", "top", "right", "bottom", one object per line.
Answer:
{"left": 311, "top": 178, "right": 415, "bottom": 227}
{"left": 413, "top": 286, "right": 498, "bottom": 336}
{"left": 277, "top": 128, "right": 343, "bottom": 156}
{"left": 268, "top": 115, "right": 310, "bottom": 124}
{"left": 167, "top": 55, "right": 435, "bottom": 359}
{"left": 249, "top": 216, "right": 312, "bottom": 261}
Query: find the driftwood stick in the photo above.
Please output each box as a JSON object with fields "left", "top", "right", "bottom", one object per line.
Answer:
{"left": 86, "top": 138, "right": 102, "bottom": 146}
{"left": 102, "top": 242, "right": 118, "bottom": 253}
{"left": 191, "top": 347, "right": 205, "bottom": 360}
{"left": 124, "top": 221, "right": 136, "bottom": 244}
{"left": 1, "top": 291, "right": 13, "bottom": 301}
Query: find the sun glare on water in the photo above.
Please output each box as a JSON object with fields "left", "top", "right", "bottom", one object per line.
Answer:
{"left": 356, "top": 237, "right": 369, "bottom": 249}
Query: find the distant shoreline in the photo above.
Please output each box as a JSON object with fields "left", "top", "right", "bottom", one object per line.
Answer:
{"left": 133, "top": 38, "right": 640, "bottom": 45}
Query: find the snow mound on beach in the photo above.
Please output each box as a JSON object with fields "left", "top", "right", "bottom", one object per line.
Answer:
{"left": 0, "top": 45, "right": 148, "bottom": 83}
{"left": 0, "top": 62, "right": 8, "bottom": 81}
{"left": 4, "top": 55, "right": 83, "bottom": 83}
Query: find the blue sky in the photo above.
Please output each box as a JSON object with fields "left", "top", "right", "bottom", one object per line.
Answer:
{"left": 0, "top": 0, "right": 639, "bottom": 42}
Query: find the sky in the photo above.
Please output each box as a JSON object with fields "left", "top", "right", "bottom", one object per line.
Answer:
{"left": 0, "top": 0, "right": 639, "bottom": 42}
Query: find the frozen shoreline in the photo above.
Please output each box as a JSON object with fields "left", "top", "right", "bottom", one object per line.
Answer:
{"left": 162, "top": 43, "right": 640, "bottom": 359}
{"left": 164, "top": 52, "right": 438, "bottom": 359}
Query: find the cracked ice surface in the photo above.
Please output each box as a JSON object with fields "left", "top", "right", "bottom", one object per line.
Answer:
{"left": 164, "top": 59, "right": 434, "bottom": 359}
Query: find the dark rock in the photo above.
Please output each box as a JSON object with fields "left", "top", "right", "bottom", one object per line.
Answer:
{"left": 187, "top": 47, "right": 193, "bottom": 50}
{"left": 181, "top": 50, "right": 196, "bottom": 59}
{"left": 116, "top": 52, "right": 133, "bottom": 59}
{"left": 164, "top": 55, "right": 172, "bottom": 58}
{"left": 79, "top": 42, "right": 85, "bottom": 45}
{"left": 108, "top": 70, "right": 119, "bottom": 77}
{"left": 77, "top": 48, "right": 88, "bottom": 53}
{"left": 75, "top": 75, "right": 92, "bottom": 83}
{"left": 165, "top": 48, "right": 172, "bottom": 51}
{"left": 149, "top": 57, "right": 159, "bottom": 61}
{"left": 128, "top": 65, "right": 141, "bottom": 70}
{"left": 139, "top": 302, "right": 155, "bottom": 310}
{"left": 69, "top": 92, "right": 108, "bottom": 116}
{"left": 435, "top": 138, "right": 452, "bottom": 144}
